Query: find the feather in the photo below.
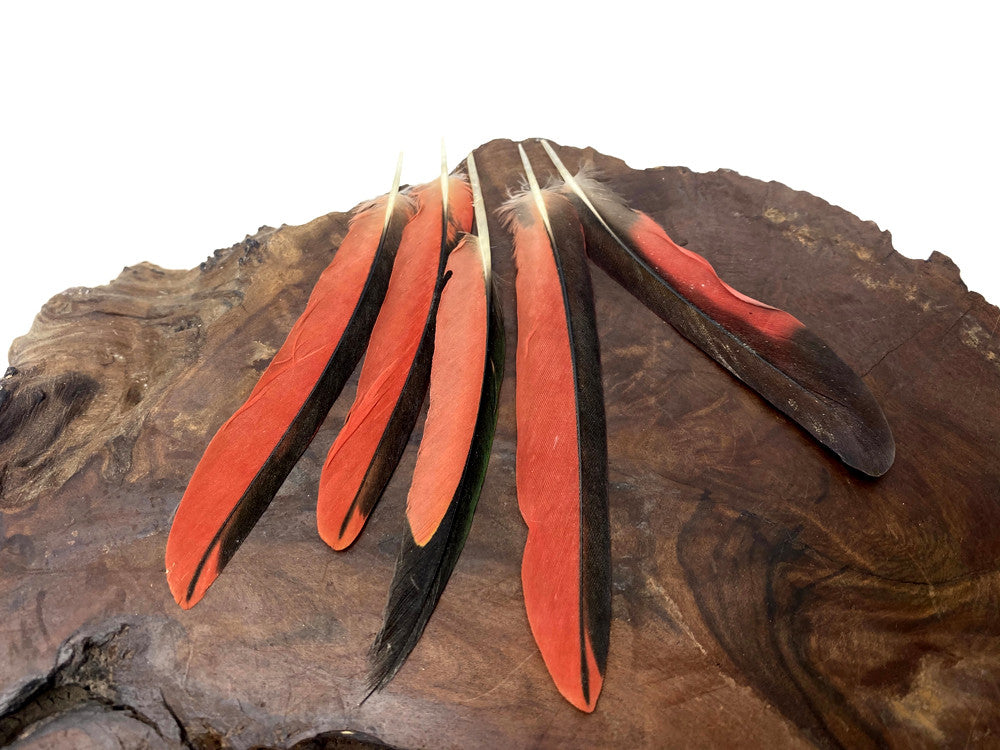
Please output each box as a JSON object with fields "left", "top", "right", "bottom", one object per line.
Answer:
{"left": 316, "top": 156, "right": 473, "bottom": 550}
{"left": 368, "top": 153, "right": 504, "bottom": 693}
{"left": 503, "top": 145, "right": 611, "bottom": 713}
{"left": 165, "top": 157, "right": 413, "bottom": 608}
{"left": 540, "top": 140, "right": 894, "bottom": 477}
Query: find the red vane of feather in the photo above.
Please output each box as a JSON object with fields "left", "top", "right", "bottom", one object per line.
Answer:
{"left": 504, "top": 145, "right": 611, "bottom": 712}
{"left": 404, "top": 236, "right": 490, "bottom": 543}
{"left": 165, "top": 159, "right": 413, "bottom": 608}
{"left": 316, "top": 169, "right": 473, "bottom": 550}
{"left": 541, "top": 140, "right": 894, "bottom": 477}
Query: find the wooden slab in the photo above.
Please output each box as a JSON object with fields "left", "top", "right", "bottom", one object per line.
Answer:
{"left": 1, "top": 139, "right": 998, "bottom": 749}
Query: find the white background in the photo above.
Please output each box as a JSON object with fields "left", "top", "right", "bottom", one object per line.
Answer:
{"left": 2, "top": 2, "right": 997, "bottom": 370}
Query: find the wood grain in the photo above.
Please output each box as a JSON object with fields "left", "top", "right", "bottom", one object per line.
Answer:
{"left": 1, "top": 140, "right": 997, "bottom": 748}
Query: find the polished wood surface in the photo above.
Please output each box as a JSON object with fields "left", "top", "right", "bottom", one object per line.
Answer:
{"left": 1, "top": 140, "right": 998, "bottom": 748}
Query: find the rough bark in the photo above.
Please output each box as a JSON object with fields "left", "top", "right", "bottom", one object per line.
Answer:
{"left": 1, "top": 140, "right": 998, "bottom": 749}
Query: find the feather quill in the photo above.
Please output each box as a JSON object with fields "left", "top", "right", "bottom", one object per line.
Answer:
{"left": 540, "top": 140, "right": 894, "bottom": 477}
{"left": 368, "top": 153, "right": 504, "bottom": 692}
{"left": 165, "top": 157, "right": 413, "bottom": 608}
{"left": 504, "top": 145, "right": 611, "bottom": 712}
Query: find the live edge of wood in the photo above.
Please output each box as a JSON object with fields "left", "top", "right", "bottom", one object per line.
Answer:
{"left": 1, "top": 140, "right": 998, "bottom": 749}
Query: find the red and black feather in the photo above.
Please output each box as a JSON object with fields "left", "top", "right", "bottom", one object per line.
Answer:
{"left": 541, "top": 140, "right": 894, "bottom": 477}
{"left": 316, "top": 174, "right": 473, "bottom": 550}
{"left": 368, "top": 155, "right": 504, "bottom": 693}
{"left": 165, "top": 171, "right": 413, "bottom": 608}
{"left": 504, "top": 146, "right": 611, "bottom": 712}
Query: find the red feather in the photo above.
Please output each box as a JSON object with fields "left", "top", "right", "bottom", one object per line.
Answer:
{"left": 505, "top": 146, "right": 611, "bottom": 712}
{"left": 317, "top": 176, "right": 473, "bottom": 550}
{"left": 165, "top": 176, "right": 413, "bottom": 608}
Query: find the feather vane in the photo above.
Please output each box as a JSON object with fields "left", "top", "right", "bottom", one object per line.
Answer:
{"left": 505, "top": 145, "right": 611, "bottom": 712}
{"left": 165, "top": 160, "right": 412, "bottom": 607}
{"left": 540, "top": 140, "right": 894, "bottom": 476}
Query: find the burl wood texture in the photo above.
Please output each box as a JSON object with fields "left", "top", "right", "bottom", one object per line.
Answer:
{"left": 1, "top": 140, "right": 998, "bottom": 749}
